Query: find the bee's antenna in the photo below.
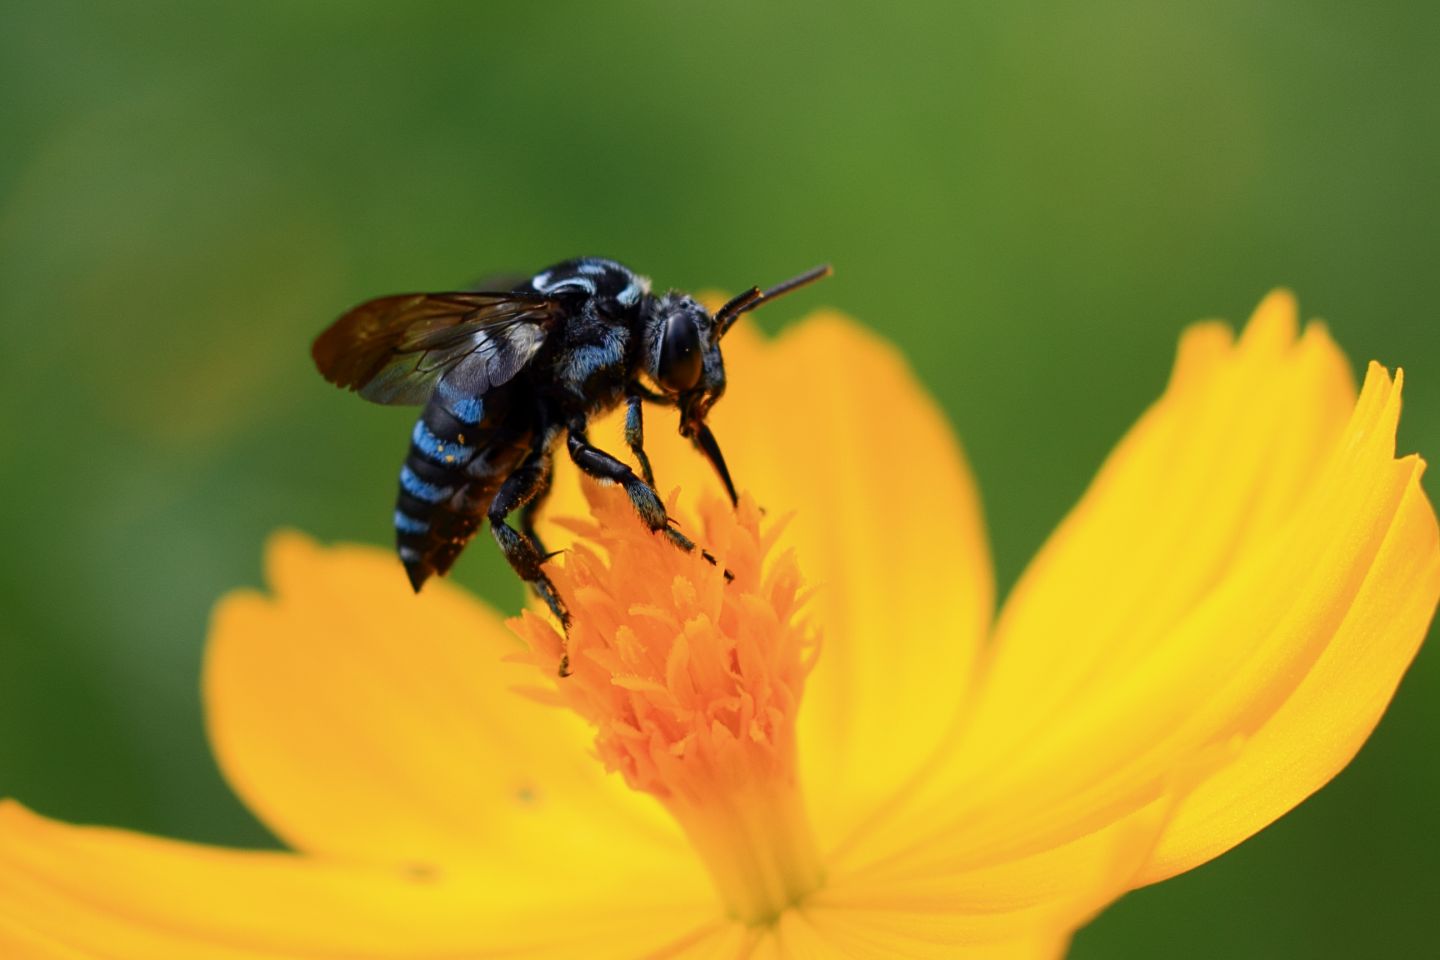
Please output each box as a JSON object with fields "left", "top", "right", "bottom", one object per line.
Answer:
{"left": 716, "top": 264, "right": 833, "bottom": 337}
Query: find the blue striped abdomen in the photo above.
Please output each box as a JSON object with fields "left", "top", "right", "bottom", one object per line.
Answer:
{"left": 394, "top": 386, "right": 529, "bottom": 591}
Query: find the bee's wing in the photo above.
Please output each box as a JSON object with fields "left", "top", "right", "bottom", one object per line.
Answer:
{"left": 465, "top": 271, "right": 533, "bottom": 292}
{"left": 312, "top": 291, "right": 565, "bottom": 405}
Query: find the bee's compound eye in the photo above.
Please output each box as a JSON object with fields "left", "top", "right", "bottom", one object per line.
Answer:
{"left": 658, "top": 312, "right": 703, "bottom": 393}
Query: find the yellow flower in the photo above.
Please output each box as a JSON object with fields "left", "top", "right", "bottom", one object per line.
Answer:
{"left": 1, "top": 292, "right": 1435, "bottom": 958}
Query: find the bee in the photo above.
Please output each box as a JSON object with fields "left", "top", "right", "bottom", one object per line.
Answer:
{"left": 313, "top": 257, "right": 831, "bottom": 637}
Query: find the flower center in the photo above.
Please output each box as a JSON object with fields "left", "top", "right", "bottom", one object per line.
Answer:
{"left": 510, "top": 484, "right": 826, "bottom": 924}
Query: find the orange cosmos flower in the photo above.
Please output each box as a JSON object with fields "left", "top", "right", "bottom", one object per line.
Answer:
{"left": 0, "top": 292, "right": 1435, "bottom": 958}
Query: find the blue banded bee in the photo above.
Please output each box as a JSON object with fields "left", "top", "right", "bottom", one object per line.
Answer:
{"left": 313, "top": 257, "right": 830, "bottom": 653}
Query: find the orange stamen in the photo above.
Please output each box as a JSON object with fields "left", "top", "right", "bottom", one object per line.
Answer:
{"left": 510, "top": 485, "right": 825, "bottom": 923}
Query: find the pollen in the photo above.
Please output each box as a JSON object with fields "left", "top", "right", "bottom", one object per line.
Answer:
{"left": 510, "top": 483, "right": 826, "bottom": 924}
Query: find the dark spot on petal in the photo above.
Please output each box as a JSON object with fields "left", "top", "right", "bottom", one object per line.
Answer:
{"left": 404, "top": 862, "right": 442, "bottom": 883}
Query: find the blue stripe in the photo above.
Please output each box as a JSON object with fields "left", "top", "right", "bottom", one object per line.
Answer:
{"left": 400, "top": 465, "right": 452, "bottom": 503}
{"left": 393, "top": 510, "right": 430, "bottom": 534}
{"left": 448, "top": 396, "right": 484, "bottom": 425}
{"left": 411, "top": 420, "right": 473, "bottom": 463}
{"left": 398, "top": 545, "right": 421, "bottom": 562}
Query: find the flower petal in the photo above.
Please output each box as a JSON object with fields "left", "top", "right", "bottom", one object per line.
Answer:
{"left": 795, "top": 792, "right": 1173, "bottom": 957}
{"left": 962, "top": 291, "right": 1359, "bottom": 775}
{"left": 0, "top": 801, "right": 722, "bottom": 959}
{"left": 1138, "top": 451, "right": 1439, "bottom": 881}
{"left": 756, "top": 911, "right": 1068, "bottom": 960}
{"left": 206, "top": 531, "right": 706, "bottom": 891}
{"left": 541, "top": 314, "right": 994, "bottom": 845}
{"left": 878, "top": 292, "right": 1436, "bottom": 880}
{"left": 761, "top": 913, "right": 1067, "bottom": 960}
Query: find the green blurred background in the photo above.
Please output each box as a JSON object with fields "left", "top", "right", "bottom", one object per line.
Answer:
{"left": 2, "top": 1, "right": 1436, "bottom": 954}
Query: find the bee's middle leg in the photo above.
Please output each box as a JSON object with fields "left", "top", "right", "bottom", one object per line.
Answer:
{"left": 489, "top": 452, "right": 570, "bottom": 635}
{"left": 624, "top": 393, "right": 657, "bottom": 488}
{"left": 566, "top": 423, "right": 697, "bottom": 553}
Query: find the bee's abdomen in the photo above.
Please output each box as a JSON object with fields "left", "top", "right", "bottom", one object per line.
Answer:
{"left": 393, "top": 394, "right": 495, "bottom": 592}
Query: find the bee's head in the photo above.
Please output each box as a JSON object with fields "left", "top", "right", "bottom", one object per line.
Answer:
{"left": 643, "top": 265, "right": 833, "bottom": 506}
{"left": 645, "top": 293, "right": 727, "bottom": 416}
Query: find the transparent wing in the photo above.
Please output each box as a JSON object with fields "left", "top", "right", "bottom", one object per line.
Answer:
{"left": 312, "top": 291, "right": 564, "bottom": 405}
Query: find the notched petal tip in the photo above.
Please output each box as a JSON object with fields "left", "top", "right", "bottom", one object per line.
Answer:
{"left": 260, "top": 527, "right": 322, "bottom": 588}
{"left": 1243, "top": 287, "right": 1300, "bottom": 345}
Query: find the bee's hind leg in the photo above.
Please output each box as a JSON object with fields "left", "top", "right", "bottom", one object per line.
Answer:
{"left": 488, "top": 451, "right": 573, "bottom": 675}
{"left": 566, "top": 419, "right": 732, "bottom": 580}
{"left": 518, "top": 456, "right": 555, "bottom": 561}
